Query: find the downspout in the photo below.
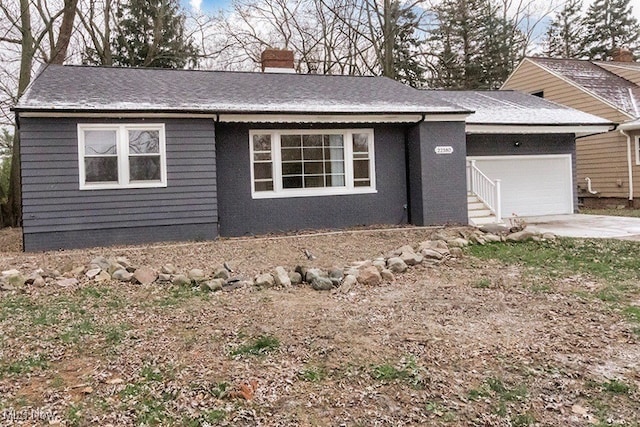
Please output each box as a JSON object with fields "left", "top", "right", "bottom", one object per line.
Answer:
{"left": 620, "top": 128, "right": 634, "bottom": 205}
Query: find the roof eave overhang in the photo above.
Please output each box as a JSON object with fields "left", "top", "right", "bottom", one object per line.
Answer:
{"left": 15, "top": 109, "right": 471, "bottom": 124}
{"left": 466, "top": 123, "right": 615, "bottom": 136}
{"left": 618, "top": 120, "right": 640, "bottom": 131}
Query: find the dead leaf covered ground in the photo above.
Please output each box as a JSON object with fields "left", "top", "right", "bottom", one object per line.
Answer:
{"left": 0, "top": 227, "right": 639, "bottom": 426}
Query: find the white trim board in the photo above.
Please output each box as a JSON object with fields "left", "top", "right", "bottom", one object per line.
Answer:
{"left": 466, "top": 124, "right": 613, "bottom": 135}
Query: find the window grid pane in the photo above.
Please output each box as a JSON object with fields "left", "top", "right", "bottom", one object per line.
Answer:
{"left": 281, "top": 133, "right": 345, "bottom": 189}
{"left": 352, "top": 134, "right": 371, "bottom": 185}
{"left": 253, "top": 134, "right": 273, "bottom": 192}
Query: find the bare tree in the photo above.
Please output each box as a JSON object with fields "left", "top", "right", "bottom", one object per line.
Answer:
{"left": 0, "top": 0, "right": 78, "bottom": 226}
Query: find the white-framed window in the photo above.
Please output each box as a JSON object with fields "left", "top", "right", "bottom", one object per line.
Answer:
{"left": 78, "top": 123, "right": 167, "bottom": 190}
{"left": 249, "top": 129, "right": 376, "bottom": 199}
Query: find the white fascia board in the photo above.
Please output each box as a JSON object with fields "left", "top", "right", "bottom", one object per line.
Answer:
{"left": 18, "top": 111, "right": 218, "bottom": 119}
{"left": 466, "top": 124, "right": 614, "bottom": 135}
{"left": 618, "top": 119, "right": 640, "bottom": 131}
{"left": 219, "top": 114, "right": 425, "bottom": 123}
{"left": 218, "top": 113, "right": 469, "bottom": 123}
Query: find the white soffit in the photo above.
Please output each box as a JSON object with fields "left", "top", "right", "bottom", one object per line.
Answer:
{"left": 466, "top": 124, "right": 614, "bottom": 136}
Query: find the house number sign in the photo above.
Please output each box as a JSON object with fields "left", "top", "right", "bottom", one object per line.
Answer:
{"left": 434, "top": 146, "right": 454, "bottom": 154}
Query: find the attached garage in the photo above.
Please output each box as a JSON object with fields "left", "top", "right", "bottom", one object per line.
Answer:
{"left": 429, "top": 90, "right": 613, "bottom": 225}
{"left": 467, "top": 155, "right": 573, "bottom": 217}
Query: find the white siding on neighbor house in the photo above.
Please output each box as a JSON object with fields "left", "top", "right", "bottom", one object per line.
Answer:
{"left": 468, "top": 155, "right": 573, "bottom": 217}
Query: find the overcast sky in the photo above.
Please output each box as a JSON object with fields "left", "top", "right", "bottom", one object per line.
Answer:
{"left": 185, "top": 0, "right": 640, "bottom": 19}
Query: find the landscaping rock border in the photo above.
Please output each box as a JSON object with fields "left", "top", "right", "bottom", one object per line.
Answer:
{"left": 0, "top": 226, "right": 555, "bottom": 293}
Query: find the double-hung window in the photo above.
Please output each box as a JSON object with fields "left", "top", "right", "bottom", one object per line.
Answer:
{"left": 250, "top": 129, "right": 376, "bottom": 198}
{"left": 78, "top": 124, "right": 167, "bottom": 189}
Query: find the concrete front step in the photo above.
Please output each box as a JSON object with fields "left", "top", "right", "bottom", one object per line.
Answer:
{"left": 469, "top": 216, "right": 501, "bottom": 226}
{"left": 468, "top": 201, "right": 486, "bottom": 210}
{"left": 469, "top": 208, "right": 492, "bottom": 218}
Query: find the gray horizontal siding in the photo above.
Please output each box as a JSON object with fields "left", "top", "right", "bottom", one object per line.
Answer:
{"left": 20, "top": 117, "right": 218, "bottom": 250}
{"left": 24, "top": 223, "right": 217, "bottom": 251}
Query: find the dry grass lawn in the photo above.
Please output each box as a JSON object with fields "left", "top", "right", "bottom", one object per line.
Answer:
{"left": 0, "top": 227, "right": 639, "bottom": 426}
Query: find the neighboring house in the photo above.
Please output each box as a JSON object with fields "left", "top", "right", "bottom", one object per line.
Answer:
{"left": 502, "top": 56, "right": 640, "bottom": 208}
{"left": 13, "top": 51, "right": 611, "bottom": 251}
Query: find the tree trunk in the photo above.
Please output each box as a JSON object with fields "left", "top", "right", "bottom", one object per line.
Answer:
{"left": 50, "top": 0, "right": 79, "bottom": 65}
{"left": 382, "top": 0, "right": 395, "bottom": 78}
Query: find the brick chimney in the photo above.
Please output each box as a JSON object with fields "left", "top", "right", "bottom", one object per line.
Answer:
{"left": 261, "top": 49, "right": 295, "bottom": 73}
{"left": 612, "top": 47, "right": 634, "bottom": 62}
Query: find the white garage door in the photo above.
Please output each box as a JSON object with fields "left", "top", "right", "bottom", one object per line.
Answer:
{"left": 468, "top": 155, "right": 573, "bottom": 217}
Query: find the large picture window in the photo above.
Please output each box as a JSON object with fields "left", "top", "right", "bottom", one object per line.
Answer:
{"left": 78, "top": 124, "right": 167, "bottom": 189}
{"left": 250, "top": 129, "right": 375, "bottom": 198}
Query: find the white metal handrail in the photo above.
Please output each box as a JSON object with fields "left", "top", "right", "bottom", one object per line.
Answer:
{"left": 467, "top": 160, "right": 502, "bottom": 222}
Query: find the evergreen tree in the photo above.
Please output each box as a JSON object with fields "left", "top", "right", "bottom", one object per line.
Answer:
{"left": 544, "top": 0, "right": 585, "bottom": 58}
{"left": 429, "top": 0, "right": 524, "bottom": 89}
{"left": 112, "top": 0, "right": 199, "bottom": 68}
{"left": 581, "top": 0, "right": 640, "bottom": 60}
{"left": 387, "top": 2, "right": 427, "bottom": 87}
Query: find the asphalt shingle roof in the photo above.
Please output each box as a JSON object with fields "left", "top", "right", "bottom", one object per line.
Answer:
{"left": 16, "top": 64, "right": 467, "bottom": 115}
{"left": 527, "top": 57, "right": 640, "bottom": 117}
{"left": 429, "top": 90, "right": 612, "bottom": 126}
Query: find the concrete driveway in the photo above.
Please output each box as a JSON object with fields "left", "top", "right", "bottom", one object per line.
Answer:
{"left": 523, "top": 214, "right": 640, "bottom": 240}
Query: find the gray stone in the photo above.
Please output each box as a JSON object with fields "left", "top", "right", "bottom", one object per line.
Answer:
{"left": 469, "top": 234, "right": 486, "bottom": 245}
{"left": 483, "top": 233, "right": 502, "bottom": 243}
{"left": 418, "top": 240, "right": 449, "bottom": 251}
{"left": 343, "top": 267, "right": 359, "bottom": 277}
{"left": 289, "top": 272, "right": 303, "bottom": 285}
{"left": 108, "top": 262, "right": 126, "bottom": 275}
{"left": 421, "top": 249, "right": 444, "bottom": 260}
{"left": 90, "top": 256, "right": 111, "bottom": 271}
{"left": 479, "top": 224, "right": 510, "bottom": 235}
{"left": 506, "top": 230, "right": 537, "bottom": 242}
{"left": 157, "top": 273, "right": 172, "bottom": 282}
{"left": 255, "top": 273, "right": 275, "bottom": 288}
{"left": 85, "top": 268, "right": 101, "bottom": 279}
{"left": 94, "top": 270, "right": 111, "bottom": 282}
{"left": 273, "top": 266, "right": 291, "bottom": 287}
{"left": 112, "top": 269, "right": 134, "bottom": 282}
{"left": 447, "top": 238, "right": 469, "bottom": 248}
{"left": 395, "top": 244, "right": 415, "bottom": 255}
{"left": 115, "top": 256, "right": 135, "bottom": 271}
{"left": 172, "top": 274, "right": 192, "bottom": 287}
{"left": 161, "top": 264, "right": 177, "bottom": 275}
{"left": 2, "top": 270, "right": 25, "bottom": 288}
{"left": 380, "top": 269, "right": 395, "bottom": 282}
{"left": 357, "top": 266, "right": 382, "bottom": 286}
{"left": 449, "top": 247, "right": 464, "bottom": 258}
{"left": 201, "top": 279, "right": 225, "bottom": 292}
{"left": 188, "top": 269, "right": 206, "bottom": 282}
{"left": 305, "top": 268, "right": 328, "bottom": 284}
{"left": 542, "top": 232, "right": 557, "bottom": 241}
{"left": 340, "top": 274, "right": 357, "bottom": 293}
{"left": 295, "top": 265, "right": 309, "bottom": 279}
{"left": 328, "top": 268, "right": 343, "bottom": 280}
{"left": 400, "top": 251, "right": 423, "bottom": 266}
{"left": 57, "top": 278, "right": 79, "bottom": 287}
{"left": 386, "top": 257, "right": 408, "bottom": 273}
{"left": 213, "top": 268, "right": 230, "bottom": 280}
{"left": 372, "top": 259, "right": 387, "bottom": 271}
{"left": 311, "top": 276, "right": 334, "bottom": 291}
{"left": 32, "top": 276, "right": 46, "bottom": 287}
{"left": 133, "top": 267, "right": 157, "bottom": 285}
